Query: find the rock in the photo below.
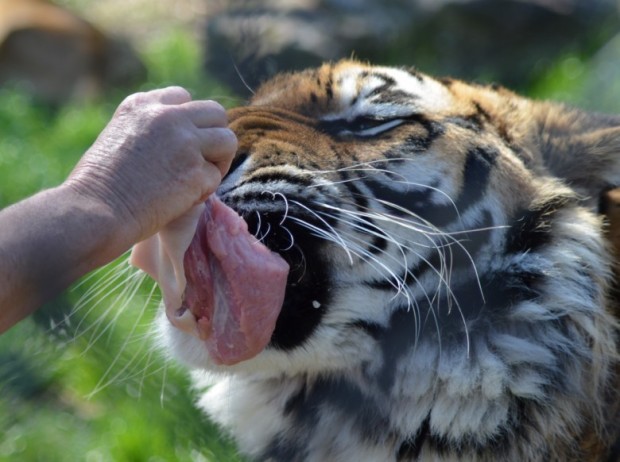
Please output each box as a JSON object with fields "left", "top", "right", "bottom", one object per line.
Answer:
{"left": 0, "top": 0, "right": 146, "bottom": 104}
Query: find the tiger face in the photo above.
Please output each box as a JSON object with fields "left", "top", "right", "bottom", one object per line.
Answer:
{"left": 160, "top": 61, "right": 620, "bottom": 461}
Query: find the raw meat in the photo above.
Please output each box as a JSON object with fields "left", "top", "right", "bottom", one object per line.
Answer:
{"left": 130, "top": 196, "right": 289, "bottom": 365}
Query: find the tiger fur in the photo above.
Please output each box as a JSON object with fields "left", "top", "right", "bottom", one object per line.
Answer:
{"left": 160, "top": 60, "right": 620, "bottom": 461}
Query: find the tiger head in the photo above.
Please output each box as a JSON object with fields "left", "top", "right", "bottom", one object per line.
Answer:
{"left": 161, "top": 60, "right": 620, "bottom": 460}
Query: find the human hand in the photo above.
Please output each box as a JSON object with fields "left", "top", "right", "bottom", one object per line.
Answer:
{"left": 64, "top": 86, "right": 237, "bottom": 246}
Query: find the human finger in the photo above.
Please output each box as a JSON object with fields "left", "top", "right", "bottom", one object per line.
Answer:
{"left": 149, "top": 86, "right": 192, "bottom": 105}
{"left": 197, "top": 127, "right": 238, "bottom": 176}
{"left": 196, "top": 161, "right": 225, "bottom": 204}
{"left": 114, "top": 87, "right": 192, "bottom": 116}
{"left": 182, "top": 100, "right": 228, "bottom": 128}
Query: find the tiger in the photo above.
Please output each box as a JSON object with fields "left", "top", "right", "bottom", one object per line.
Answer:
{"left": 155, "top": 60, "right": 620, "bottom": 461}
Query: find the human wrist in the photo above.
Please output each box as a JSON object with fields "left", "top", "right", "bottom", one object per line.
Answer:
{"left": 53, "top": 183, "right": 139, "bottom": 269}
{"left": 0, "top": 184, "right": 136, "bottom": 321}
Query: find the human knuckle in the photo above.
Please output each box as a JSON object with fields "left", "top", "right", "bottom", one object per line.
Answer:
{"left": 214, "top": 127, "right": 238, "bottom": 148}
{"left": 167, "top": 86, "right": 191, "bottom": 100}
{"left": 223, "top": 127, "right": 238, "bottom": 145}
{"left": 205, "top": 99, "right": 226, "bottom": 114}
{"left": 167, "top": 131, "right": 200, "bottom": 165}
{"left": 148, "top": 105, "right": 180, "bottom": 129}
{"left": 192, "top": 100, "right": 226, "bottom": 123}
{"left": 175, "top": 127, "right": 200, "bottom": 147}
{"left": 120, "top": 92, "right": 147, "bottom": 110}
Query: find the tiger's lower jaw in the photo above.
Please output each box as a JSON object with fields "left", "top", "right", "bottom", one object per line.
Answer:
{"left": 167, "top": 313, "right": 615, "bottom": 462}
{"left": 193, "top": 364, "right": 612, "bottom": 462}
{"left": 160, "top": 294, "right": 618, "bottom": 461}
{"left": 158, "top": 311, "right": 377, "bottom": 376}
{"left": 160, "top": 284, "right": 618, "bottom": 460}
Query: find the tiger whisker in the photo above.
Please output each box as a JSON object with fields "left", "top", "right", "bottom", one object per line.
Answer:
{"left": 315, "top": 201, "right": 456, "bottom": 292}
{"left": 316, "top": 208, "right": 454, "bottom": 313}
{"left": 331, "top": 229, "right": 436, "bottom": 352}
{"left": 71, "top": 261, "right": 135, "bottom": 317}
{"left": 293, "top": 243, "right": 309, "bottom": 283}
{"left": 286, "top": 215, "right": 355, "bottom": 263}
{"left": 311, "top": 157, "right": 425, "bottom": 177}
{"left": 288, "top": 200, "right": 355, "bottom": 265}
{"left": 254, "top": 210, "right": 263, "bottom": 238}
{"left": 269, "top": 191, "right": 291, "bottom": 225}
{"left": 256, "top": 222, "right": 272, "bottom": 244}
{"left": 333, "top": 231, "right": 411, "bottom": 300}
{"left": 81, "top": 269, "right": 150, "bottom": 355}
{"left": 69, "top": 266, "right": 143, "bottom": 342}
{"left": 310, "top": 175, "right": 372, "bottom": 188}
{"left": 71, "top": 251, "right": 130, "bottom": 290}
{"left": 368, "top": 200, "right": 478, "bottom": 357}
{"left": 87, "top": 279, "right": 159, "bottom": 397}
{"left": 290, "top": 209, "right": 416, "bottom": 307}
{"left": 331, "top": 225, "right": 429, "bottom": 316}
{"left": 279, "top": 224, "right": 296, "bottom": 252}
{"left": 369, "top": 197, "right": 485, "bottom": 305}
{"left": 232, "top": 59, "right": 256, "bottom": 95}
{"left": 313, "top": 199, "right": 474, "bottom": 357}
{"left": 312, "top": 207, "right": 412, "bottom": 277}
{"left": 318, "top": 192, "right": 446, "bottom": 238}
{"left": 314, "top": 201, "right": 450, "bottom": 287}
{"left": 316, "top": 171, "right": 464, "bottom": 223}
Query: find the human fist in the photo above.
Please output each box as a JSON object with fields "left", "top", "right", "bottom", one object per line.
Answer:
{"left": 65, "top": 86, "right": 238, "bottom": 245}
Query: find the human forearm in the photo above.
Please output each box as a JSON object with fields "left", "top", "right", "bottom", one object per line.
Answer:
{"left": 0, "top": 185, "right": 131, "bottom": 333}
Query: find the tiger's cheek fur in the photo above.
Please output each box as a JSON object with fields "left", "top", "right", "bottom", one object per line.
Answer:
{"left": 160, "top": 60, "right": 620, "bottom": 461}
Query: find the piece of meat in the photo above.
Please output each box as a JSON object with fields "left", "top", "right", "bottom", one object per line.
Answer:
{"left": 130, "top": 196, "right": 289, "bottom": 365}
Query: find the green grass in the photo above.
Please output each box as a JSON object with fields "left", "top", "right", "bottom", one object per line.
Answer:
{"left": 0, "top": 29, "right": 242, "bottom": 462}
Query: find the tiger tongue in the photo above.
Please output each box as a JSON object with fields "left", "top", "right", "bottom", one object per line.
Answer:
{"left": 181, "top": 196, "right": 289, "bottom": 365}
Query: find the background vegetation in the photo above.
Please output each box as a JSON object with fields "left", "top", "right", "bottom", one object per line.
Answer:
{"left": 1, "top": 3, "right": 620, "bottom": 461}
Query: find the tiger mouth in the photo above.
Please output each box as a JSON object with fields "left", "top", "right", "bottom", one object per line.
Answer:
{"left": 216, "top": 185, "right": 335, "bottom": 352}
{"left": 174, "top": 145, "right": 339, "bottom": 357}
{"left": 179, "top": 196, "right": 290, "bottom": 365}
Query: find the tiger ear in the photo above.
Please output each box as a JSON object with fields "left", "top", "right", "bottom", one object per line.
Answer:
{"left": 534, "top": 103, "right": 620, "bottom": 200}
